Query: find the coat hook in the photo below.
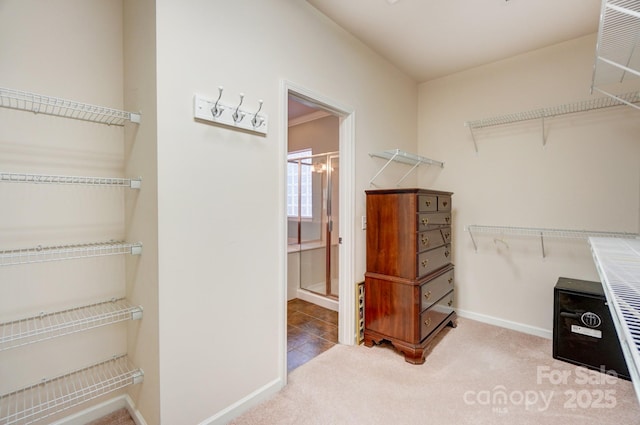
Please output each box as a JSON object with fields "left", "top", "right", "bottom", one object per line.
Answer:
{"left": 211, "top": 86, "right": 224, "bottom": 118}
{"left": 232, "top": 93, "right": 245, "bottom": 123}
{"left": 251, "top": 100, "right": 264, "bottom": 128}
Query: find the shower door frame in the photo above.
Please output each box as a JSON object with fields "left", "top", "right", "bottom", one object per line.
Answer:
{"left": 288, "top": 151, "right": 339, "bottom": 299}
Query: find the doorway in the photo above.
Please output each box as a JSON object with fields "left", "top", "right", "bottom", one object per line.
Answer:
{"left": 281, "top": 81, "right": 356, "bottom": 378}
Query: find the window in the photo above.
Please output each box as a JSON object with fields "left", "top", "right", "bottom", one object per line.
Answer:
{"left": 287, "top": 149, "right": 312, "bottom": 218}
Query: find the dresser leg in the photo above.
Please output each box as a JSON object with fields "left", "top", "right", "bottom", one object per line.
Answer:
{"left": 448, "top": 312, "right": 458, "bottom": 328}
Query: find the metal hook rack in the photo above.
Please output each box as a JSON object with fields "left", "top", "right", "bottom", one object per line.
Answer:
{"left": 465, "top": 224, "right": 639, "bottom": 258}
{"left": 368, "top": 149, "right": 444, "bottom": 187}
{"left": 194, "top": 88, "right": 268, "bottom": 135}
{"left": 0, "top": 87, "right": 141, "bottom": 126}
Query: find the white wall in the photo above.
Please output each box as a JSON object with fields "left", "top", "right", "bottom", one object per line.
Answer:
{"left": 123, "top": 0, "right": 160, "bottom": 424}
{"left": 418, "top": 34, "right": 640, "bottom": 336}
{"left": 154, "top": 1, "right": 417, "bottom": 424}
{"left": 0, "top": 0, "right": 130, "bottom": 418}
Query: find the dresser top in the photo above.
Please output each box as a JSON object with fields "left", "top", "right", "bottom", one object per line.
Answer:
{"left": 365, "top": 188, "right": 453, "bottom": 196}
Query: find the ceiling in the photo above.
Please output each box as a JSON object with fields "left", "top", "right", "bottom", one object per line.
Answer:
{"left": 307, "top": 0, "right": 603, "bottom": 83}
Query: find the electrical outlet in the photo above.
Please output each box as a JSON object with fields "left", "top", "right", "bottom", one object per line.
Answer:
{"left": 361, "top": 216, "right": 367, "bottom": 230}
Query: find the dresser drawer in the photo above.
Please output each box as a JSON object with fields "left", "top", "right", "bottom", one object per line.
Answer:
{"left": 421, "top": 268, "right": 454, "bottom": 311}
{"left": 417, "top": 229, "right": 446, "bottom": 252}
{"left": 418, "top": 212, "right": 451, "bottom": 230}
{"left": 438, "top": 196, "right": 451, "bottom": 212}
{"left": 418, "top": 195, "right": 438, "bottom": 212}
{"left": 441, "top": 228, "right": 451, "bottom": 244}
{"left": 420, "top": 291, "right": 454, "bottom": 340}
{"left": 417, "top": 244, "right": 451, "bottom": 277}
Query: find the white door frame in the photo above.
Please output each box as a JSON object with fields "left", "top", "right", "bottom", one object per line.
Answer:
{"left": 279, "top": 80, "right": 356, "bottom": 382}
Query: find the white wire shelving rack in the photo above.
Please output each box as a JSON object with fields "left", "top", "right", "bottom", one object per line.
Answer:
{"left": 589, "top": 237, "right": 640, "bottom": 406}
{"left": 368, "top": 149, "right": 444, "bottom": 187}
{"left": 465, "top": 225, "right": 639, "bottom": 258}
{"left": 0, "top": 88, "right": 141, "bottom": 126}
{"left": 464, "top": 91, "right": 640, "bottom": 153}
{"left": 0, "top": 354, "right": 143, "bottom": 425}
{"left": 0, "top": 172, "right": 141, "bottom": 189}
{"left": 0, "top": 299, "right": 142, "bottom": 352}
{"left": 591, "top": 0, "right": 640, "bottom": 107}
{"left": 0, "top": 241, "right": 143, "bottom": 267}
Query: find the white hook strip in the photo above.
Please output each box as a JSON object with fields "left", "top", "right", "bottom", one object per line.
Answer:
{"left": 194, "top": 93, "right": 268, "bottom": 135}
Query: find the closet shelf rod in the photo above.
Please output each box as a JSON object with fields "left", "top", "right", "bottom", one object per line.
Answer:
{"left": 0, "top": 241, "right": 143, "bottom": 267}
{"left": 464, "top": 91, "right": 640, "bottom": 152}
{"left": 465, "top": 224, "right": 639, "bottom": 258}
{"left": 368, "top": 149, "right": 444, "bottom": 187}
{"left": 0, "top": 298, "right": 143, "bottom": 352}
{"left": 0, "top": 87, "right": 141, "bottom": 126}
{"left": 0, "top": 172, "right": 141, "bottom": 189}
{"left": 0, "top": 354, "right": 143, "bottom": 425}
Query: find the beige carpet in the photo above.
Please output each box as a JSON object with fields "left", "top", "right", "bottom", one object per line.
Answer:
{"left": 231, "top": 318, "right": 640, "bottom": 424}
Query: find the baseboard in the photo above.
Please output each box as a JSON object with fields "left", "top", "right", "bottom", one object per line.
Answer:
{"left": 124, "top": 394, "right": 149, "bottom": 425}
{"left": 48, "top": 395, "right": 127, "bottom": 425}
{"left": 197, "top": 377, "right": 284, "bottom": 425}
{"left": 47, "top": 393, "right": 147, "bottom": 425}
{"left": 296, "top": 288, "right": 339, "bottom": 312}
{"left": 456, "top": 308, "right": 552, "bottom": 340}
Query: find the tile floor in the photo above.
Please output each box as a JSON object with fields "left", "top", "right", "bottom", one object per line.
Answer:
{"left": 287, "top": 299, "right": 338, "bottom": 372}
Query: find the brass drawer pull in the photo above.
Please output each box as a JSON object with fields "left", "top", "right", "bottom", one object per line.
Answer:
{"left": 444, "top": 250, "right": 450, "bottom": 258}
{"left": 421, "top": 259, "right": 429, "bottom": 268}
{"left": 424, "top": 291, "right": 431, "bottom": 300}
{"left": 442, "top": 200, "right": 448, "bottom": 207}
{"left": 448, "top": 299, "right": 453, "bottom": 307}
{"left": 448, "top": 277, "right": 453, "bottom": 284}
{"left": 443, "top": 232, "right": 450, "bottom": 239}
{"left": 425, "top": 200, "right": 431, "bottom": 207}
{"left": 421, "top": 236, "right": 429, "bottom": 246}
{"left": 424, "top": 317, "right": 431, "bottom": 327}
{"left": 421, "top": 217, "right": 429, "bottom": 225}
{"left": 445, "top": 216, "right": 450, "bottom": 223}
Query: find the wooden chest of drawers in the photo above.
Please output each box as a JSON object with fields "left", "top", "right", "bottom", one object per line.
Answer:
{"left": 364, "top": 188, "right": 457, "bottom": 364}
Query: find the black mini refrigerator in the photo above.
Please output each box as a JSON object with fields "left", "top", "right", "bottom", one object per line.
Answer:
{"left": 553, "top": 277, "right": 630, "bottom": 380}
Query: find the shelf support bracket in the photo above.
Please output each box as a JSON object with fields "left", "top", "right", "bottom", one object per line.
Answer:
{"left": 368, "top": 153, "right": 398, "bottom": 186}
{"left": 396, "top": 162, "right": 422, "bottom": 187}
{"left": 469, "top": 228, "right": 478, "bottom": 252}
{"left": 540, "top": 232, "right": 546, "bottom": 258}
{"left": 467, "top": 125, "right": 479, "bottom": 154}
{"left": 541, "top": 116, "right": 547, "bottom": 147}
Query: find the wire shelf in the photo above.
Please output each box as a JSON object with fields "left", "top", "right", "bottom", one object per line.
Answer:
{"left": 0, "top": 88, "right": 141, "bottom": 126}
{"left": 0, "top": 354, "right": 143, "bottom": 425}
{"left": 589, "top": 237, "right": 640, "bottom": 406}
{"left": 0, "top": 299, "right": 143, "bottom": 352}
{"left": 592, "top": 0, "right": 640, "bottom": 97}
{"left": 465, "top": 224, "right": 639, "bottom": 258}
{"left": 368, "top": 149, "right": 444, "bottom": 187}
{"left": 0, "top": 241, "right": 143, "bottom": 267}
{"left": 464, "top": 91, "right": 640, "bottom": 152}
{"left": 0, "top": 172, "right": 141, "bottom": 189}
